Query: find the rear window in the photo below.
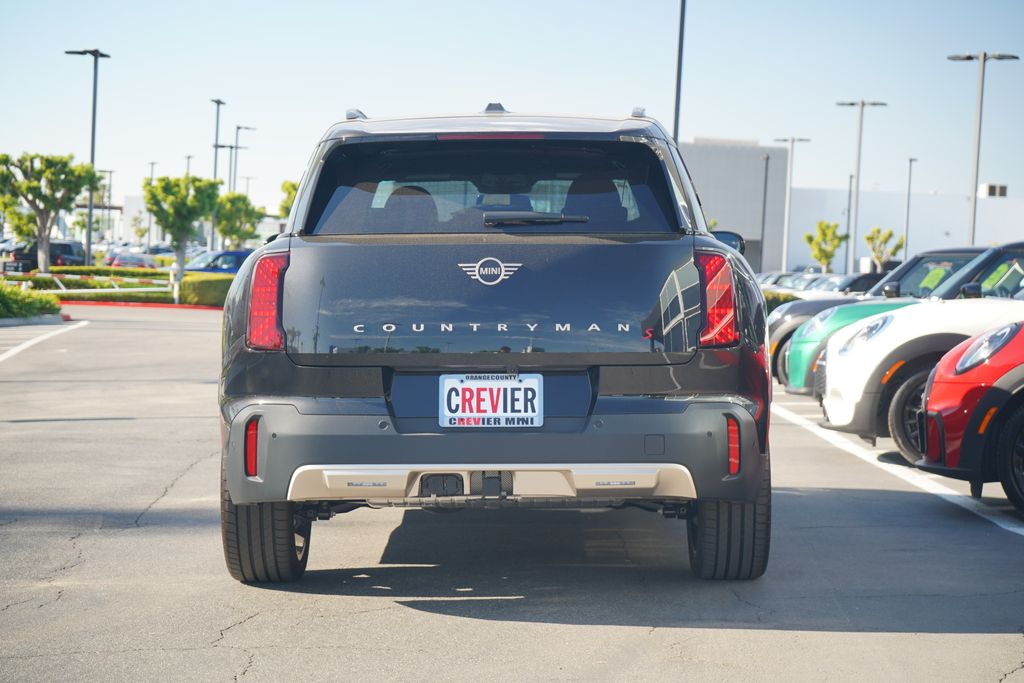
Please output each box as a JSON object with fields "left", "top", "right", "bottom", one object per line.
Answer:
{"left": 304, "top": 139, "right": 679, "bottom": 235}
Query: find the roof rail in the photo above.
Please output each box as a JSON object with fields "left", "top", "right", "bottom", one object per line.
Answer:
{"left": 484, "top": 102, "right": 508, "bottom": 114}
{"left": 631, "top": 106, "right": 646, "bottom": 118}
{"left": 345, "top": 108, "right": 368, "bottom": 121}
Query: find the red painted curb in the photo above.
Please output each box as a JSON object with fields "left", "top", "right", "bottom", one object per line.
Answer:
{"left": 59, "top": 301, "right": 223, "bottom": 311}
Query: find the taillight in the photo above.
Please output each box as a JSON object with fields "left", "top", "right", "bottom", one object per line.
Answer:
{"left": 247, "top": 252, "right": 289, "bottom": 350}
{"left": 244, "top": 417, "right": 259, "bottom": 477}
{"left": 695, "top": 251, "right": 739, "bottom": 347}
{"left": 726, "top": 416, "right": 740, "bottom": 475}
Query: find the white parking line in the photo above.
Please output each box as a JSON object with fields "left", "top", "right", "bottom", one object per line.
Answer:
{"left": 0, "top": 321, "right": 90, "bottom": 364}
{"left": 771, "top": 403, "right": 1024, "bottom": 539}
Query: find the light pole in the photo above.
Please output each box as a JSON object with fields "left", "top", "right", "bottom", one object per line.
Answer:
{"left": 231, "top": 125, "right": 255, "bottom": 192}
{"left": 210, "top": 99, "right": 226, "bottom": 250}
{"left": 241, "top": 176, "right": 256, "bottom": 196}
{"left": 773, "top": 137, "right": 810, "bottom": 272}
{"left": 837, "top": 100, "right": 887, "bottom": 274}
{"left": 759, "top": 153, "right": 770, "bottom": 271}
{"left": 146, "top": 161, "right": 156, "bottom": 248}
{"left": 903, "top": 158, "right": 917, "bottom": 261}
{"left": 947, "top": 52, "right": 1019, "bottom": 244}
{"left": 185, "top": 154, "right": 193, "bottom": 176}
{"left": 671, "top": 0, "right": 686, "bottom": 142}
{"left": 99, "top": 169, "right": 114, "bottom": 242}
{"left": 843, "top": 173, "right": 853, "bottom": 273}
{"left": 65, "top": 48, "right": 110, "bottom": 265}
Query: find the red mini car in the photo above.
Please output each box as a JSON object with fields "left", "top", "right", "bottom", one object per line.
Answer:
{"left": 918, "top": 321, "right": 1024, "bottom": 509}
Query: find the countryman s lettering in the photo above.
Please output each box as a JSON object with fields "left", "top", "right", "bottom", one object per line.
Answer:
{"left": 219, "top": 105, "right": 772, "bottom": 583}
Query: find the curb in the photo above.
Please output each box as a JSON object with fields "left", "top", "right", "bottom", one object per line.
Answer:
{"left": 59, "top": 301, "right": 223, "bottom": 311}
{"left": 0, "top": 314, "right": 66, "bottom": 327}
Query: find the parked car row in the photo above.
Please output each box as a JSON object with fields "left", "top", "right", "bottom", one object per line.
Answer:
{"left": 762, "top": 241, "right": 1024, "bottom": 510}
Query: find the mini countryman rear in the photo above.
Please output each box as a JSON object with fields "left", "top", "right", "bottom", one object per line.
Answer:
{"left": 219, "top": 106, "right": 772, "bottom": 583}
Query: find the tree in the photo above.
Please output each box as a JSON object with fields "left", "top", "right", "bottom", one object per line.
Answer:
{"left": 863, "top": 226, "right": 905, "bottom": 273}
{"left": 144, "top": 176, "right": 220, "bottom": 282}
{"left": 279, "top": 180, "right": 298, "bottom": 218}
{"left": 802, "top": 221, "right": 849, "bottom": 273}
{"left": 0, "top": 153, "right": 100, "bottom": 272}
{"left": 217, "top": 192, "right": 264, "bottom": 249}
{"left": 131, "top": 214, "right": 147, "bottom": 242}
{"left": 0, "top": 195, "right": 37, "bottom": 241}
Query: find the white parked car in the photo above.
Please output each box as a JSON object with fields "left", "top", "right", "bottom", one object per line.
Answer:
{"left": 820, "top": 245, "right": 1024, "bottom": 462}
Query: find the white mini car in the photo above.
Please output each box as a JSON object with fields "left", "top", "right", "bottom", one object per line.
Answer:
{"left": 821, "top": 290, "right": 1024, "bottom": 460}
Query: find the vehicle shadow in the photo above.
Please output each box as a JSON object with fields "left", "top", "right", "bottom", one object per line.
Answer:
{"left": 262, "top": 486, "right": 1024, "bottom": 633}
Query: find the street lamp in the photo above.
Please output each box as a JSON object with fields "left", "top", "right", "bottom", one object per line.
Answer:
{"left": 241, "top": 176, "right": 256, "bottom": 197}
{"left": 843, "top": 173, "right": 853, "bottom": 274}
{"left": 837, "top": 100, "right": 887, "bottom": 274}
{"left": 671, "top": 0, "right": 687, "bottom": 142}
{"left": 773, "top": 137, "right": 810, "bottom": 272}
{"left": 185, "top": 154, "right": 193, "bottom": 176}
{"left": 65, "top": 48, "right": 110, "bottom": 265}
{"left": 231, "top": 125, "right": 256, "bottom": 192}
{"left": 947, "top": 52, "right": 1019, "bottom": 244}
{"left": 145, "top": 161, "right": 157, "bottom": 248}
{"left": 903, "top": 158, "right": 917, "bottom": 261}
{"left": 99, "top": 169, "right": 114, "bottom": 242}
{"left": 759, "top": 153, "right": 770, "bottom": 272}
{"left": 211, "top": 99, "right": 226, "bottom": 250}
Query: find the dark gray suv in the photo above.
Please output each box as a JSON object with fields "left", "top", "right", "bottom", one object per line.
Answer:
{"left": 219, "top": 107, "right": 772, "bottom": 583}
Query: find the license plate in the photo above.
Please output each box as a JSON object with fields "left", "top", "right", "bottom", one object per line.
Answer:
{"left": 439, "top": 373, "right": 543, "bottom": 428}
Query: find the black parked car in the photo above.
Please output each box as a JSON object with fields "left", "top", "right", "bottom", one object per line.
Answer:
{"left": 218, "top": 106, "right": 771, "bottom": 584}
{"left": 2, "top": 239, "right": 87, "bottom": 273}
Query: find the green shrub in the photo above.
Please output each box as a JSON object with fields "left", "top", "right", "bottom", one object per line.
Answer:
{"left": 0, "top": 284, "right": 62, "bottom": 318}
{"left": 4, "top": 274, "right": 158, "bottom": 291}
{"left": 155, "top": 255, "right": 176, "bottom": 267}
{"left": 180, "top": 273, "right": 235, "bottom": 306}
{"left": 57, "top": 290, "right": 174, "bottom": 304}
{"left": 50, "top": 266, "right": 170, "bottom": 279}
{"left": 763, "top": 290, "right": 799, "bottom": 314}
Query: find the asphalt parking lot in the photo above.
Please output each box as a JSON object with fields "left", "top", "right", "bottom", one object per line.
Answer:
{"left": 2, "top": 305, "right": 1024, "bottom": 682}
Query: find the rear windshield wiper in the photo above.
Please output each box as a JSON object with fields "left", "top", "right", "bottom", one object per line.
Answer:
{"left": 483, "top": 211, "right": 589, "bottom": 227}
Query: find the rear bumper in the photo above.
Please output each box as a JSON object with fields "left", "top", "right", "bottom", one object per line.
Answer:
{"left": 222, "top": 397, "right": 767, "bottom": 506}
{"left": 288, "top": 462, "right": 697, "bottom": 507}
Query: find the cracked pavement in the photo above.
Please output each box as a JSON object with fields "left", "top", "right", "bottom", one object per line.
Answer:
{"left": 2, "top": 305, "right": 1024, "bottom": 681}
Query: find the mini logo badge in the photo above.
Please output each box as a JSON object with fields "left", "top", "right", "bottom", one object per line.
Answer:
{"left": 458, "top": 257, "right": 522, "bottom": 286}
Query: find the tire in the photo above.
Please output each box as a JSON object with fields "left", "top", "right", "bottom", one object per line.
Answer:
{"left": 776, "top": 338, "right": 792, "bottom": 387}
{"left": 887, "top": 368, "right": 930, "bottom": 465}
{"left": 997, "top": 404, "right": 1024, "bottom": 513}
{"left": 221, "top": 466, "right": 311, "bottom": 583}
{"left": 687, "top": 458, "right": 771, "bottom": 580}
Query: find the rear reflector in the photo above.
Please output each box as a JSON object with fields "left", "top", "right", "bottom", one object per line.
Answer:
{"left": 726, "top": 417, "right": 741, "bottom": 475}
{"left": 247, "top": 253, "right": 289, "bottom": 350}
{"left": 244, "top": 418, "right": 259, "bottom": 477}
{"left": 695, "top": 251, "right": 739, "bottom": 347}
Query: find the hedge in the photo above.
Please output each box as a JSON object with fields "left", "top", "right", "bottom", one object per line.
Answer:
{"left": 54, "top": 272, "right": 234, "bottom": 307}
{"left": 180, "top": 273, "right": 234, "bottom": 307}
{"left": 763, "top": 290, "right": 799, "bottom": 314}
{"left": 0, "top": 284, "right": 62, "bottom": 318}
{"left": 50, "top": 266, "right": 170, "bottom": 279}
{"left": 56, "top": 290, "right": 174, "bottom": 304}
{"left": 4, "top": 275, "right": 157, "bottom": 291}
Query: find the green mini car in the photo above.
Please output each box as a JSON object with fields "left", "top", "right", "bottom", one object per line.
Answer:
{"left": 782, "top": 299, "right": 917, "bottom": 396}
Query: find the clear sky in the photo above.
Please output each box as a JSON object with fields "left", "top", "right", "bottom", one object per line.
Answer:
{"left": 2, "top": 0, "right": 1021, "bottom": 216}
